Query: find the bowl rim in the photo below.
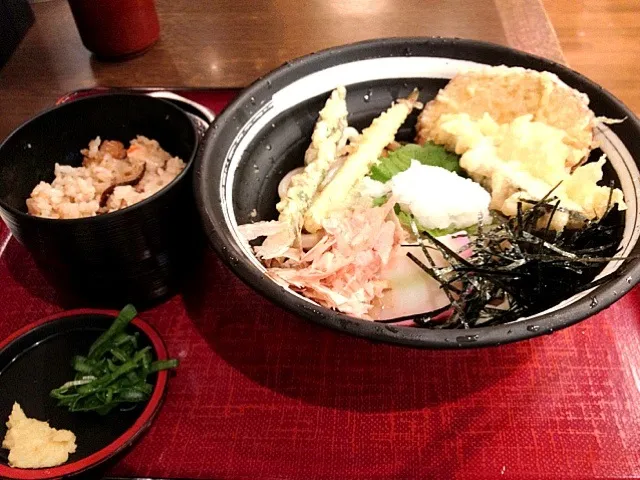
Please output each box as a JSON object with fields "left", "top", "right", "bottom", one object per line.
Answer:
{"left": 0, "top": 92, "right": 199, "bottom": 224}
{"left": 195, "top": 36, "right": 640, "bottom": 349}
{"left": 0, "top": 308, "right": 169, "bottom": 479}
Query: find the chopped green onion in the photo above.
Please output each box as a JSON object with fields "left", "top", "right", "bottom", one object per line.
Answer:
{"left": 88, "top": 304, "right": 137, "bottom": 359}
{"left": 149, "top": 359, "right": 179, "bottom": 373}
{"left": 50, "top": 305, "right": 179, "bottom": 415}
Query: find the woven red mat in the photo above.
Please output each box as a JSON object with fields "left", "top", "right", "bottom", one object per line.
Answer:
{"left": 0, "top": 91, "right": 639, "bottom": 479}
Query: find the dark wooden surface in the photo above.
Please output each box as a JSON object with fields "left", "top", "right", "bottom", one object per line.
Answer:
{"left": 0, "top": 0, "right": 561, "bottom": 140}
{"left": 0, "top": 0, "right": 34, "bottom": 69}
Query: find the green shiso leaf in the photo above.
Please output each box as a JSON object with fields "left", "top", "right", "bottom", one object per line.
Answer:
{"left": 369, "top": 142, "right": 461, "bottom": 183}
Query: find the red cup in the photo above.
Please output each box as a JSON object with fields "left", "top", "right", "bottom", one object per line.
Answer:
{"left": 68, "top": 0, "right": 160, "bottom": 59}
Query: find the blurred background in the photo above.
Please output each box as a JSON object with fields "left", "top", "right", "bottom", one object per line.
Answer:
{"left": 543, "top": 0, "right": 638, "bottom": 113}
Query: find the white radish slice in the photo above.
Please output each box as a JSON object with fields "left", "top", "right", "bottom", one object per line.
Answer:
{"left": 371, "top": 234, "right": 470, "bottom": 321}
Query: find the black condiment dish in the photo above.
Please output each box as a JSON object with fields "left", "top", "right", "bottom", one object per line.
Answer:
{"left": 195, "top": 37, "right": 640, "bottom": 348}
{"left": 0, "top": 93, "right": 201, "bottom": 307}
{"left": 0, "top": 309, "right": 170, "bottom": 480}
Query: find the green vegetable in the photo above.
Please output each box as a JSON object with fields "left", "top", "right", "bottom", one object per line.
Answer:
{"left": 369, "top": 142, "right": 461, "bottom": 183}
{"left": 50, "top": 305, "right": 179, "bottom": 415}
{"left": 88, "top": 304, "right": 137, "bottom": 359}
{"left": 372, "top": 195, "right": 389, "bottom": 207}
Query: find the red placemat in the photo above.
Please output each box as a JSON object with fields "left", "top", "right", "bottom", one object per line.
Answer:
{"left": 1, "top": 91, "right": 639, "bottom": 480}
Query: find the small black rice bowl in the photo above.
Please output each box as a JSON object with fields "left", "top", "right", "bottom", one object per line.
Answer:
{"left": 0, "top": 94, "right": 200, "bottom": 306}
{"left": 195, "top": 38, "right": 640, "bottom": 348}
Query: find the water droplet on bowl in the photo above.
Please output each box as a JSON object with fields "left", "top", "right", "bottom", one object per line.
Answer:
{"left": 404, "top": 47, "right": 412, "bottom": 56}
{"left": 507, "top": 329, "right": 513, "bottom": 335}
{"left": 249, "top": 96, "right": 256, "bottom": 104}
{"left": 266, "top": 80, "right": 272, "bottom": 89}
{"left": 527, "top": 325, "right": 540, "bottom": 333}
{"left": 271, "top": 123, "right": 276, "bottom": 128}
{"left": 456, "top": 334, "right": 479, "bottom": 343}
{"left": 627, "top": 276, "right": 633, "bottom": 284}
{"left": 589, "top": 296, "right": 598, "bottom": 308}
{"left": 265, "top": 144, "right": 272, "bottom": 151}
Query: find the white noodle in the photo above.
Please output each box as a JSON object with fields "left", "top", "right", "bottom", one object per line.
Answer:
{"left": 277, "top": 166, "right": 305, "bottom": 199}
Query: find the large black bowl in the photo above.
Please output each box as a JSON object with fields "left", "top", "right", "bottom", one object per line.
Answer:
{"left": 195, "top": 38, "right": 640, "bottom": 348}
{"left": 0, "top": 93, "right": 200, "bottom": 306}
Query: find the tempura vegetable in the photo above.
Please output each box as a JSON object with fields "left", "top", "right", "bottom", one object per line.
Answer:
{"left": 415, "top": 66, "right": 626, "bottom": 230}
{"left": 415, "top": 65, "right": 597, "bottom": 168}
{"left": 250, "top": 86, "right": 349, "bottom": 259}
{"left": 303, "top": 89, "right": 422, "bottom": 233}
{"left": 430, "top": 112, "right": 625, "bottom": 229}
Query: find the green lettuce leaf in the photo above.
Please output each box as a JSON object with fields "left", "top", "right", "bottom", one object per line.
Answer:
{"left": 372, "top": 195, "right": 389, "bottom": 207}
{"left": 369, "top": 142, "right": 461, "bottom": 183}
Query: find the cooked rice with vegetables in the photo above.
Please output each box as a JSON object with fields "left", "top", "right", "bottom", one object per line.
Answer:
{"left": 27, "top": 136, "right": 185, "bottom": 219}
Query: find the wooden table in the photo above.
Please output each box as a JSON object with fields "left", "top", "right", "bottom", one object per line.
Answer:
{"left": 544, "top": 0, "right": 640, "bottom": 114}
{"left": 0, "top": 0, "right": 563, "bottom": 140}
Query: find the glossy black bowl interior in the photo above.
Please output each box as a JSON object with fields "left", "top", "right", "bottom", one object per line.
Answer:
{"left": 196, "top": 38, "right": 640, "bottom": 348}
{"left": 0, "top": 312, "right": 164, "bottom": 478}
{"left": 0, "top": 94, "right": 200, "bottom": 306}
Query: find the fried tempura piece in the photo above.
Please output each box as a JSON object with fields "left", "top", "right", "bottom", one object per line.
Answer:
{"left": 415, "top": 66, "right": 626, "bottom": 230}
{"left": 255, "top": 86, "right": 349, "bottom": 259}
{"left": 415, "top": 65, "right": 597, "bottom": 168}
{"left": 303, "top": 89, "right": 422, "bottom": 233}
